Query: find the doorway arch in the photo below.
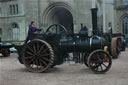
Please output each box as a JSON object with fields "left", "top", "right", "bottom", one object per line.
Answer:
{"left": 42, "top": 2, "right": 74, "bottom": 33}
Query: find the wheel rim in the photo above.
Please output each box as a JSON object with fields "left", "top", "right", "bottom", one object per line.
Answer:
{"left": 88, "top": 50, "right": 112, "bottom": 74}
{"left": 22, "top": 39, "right": 54, "bottom": 73}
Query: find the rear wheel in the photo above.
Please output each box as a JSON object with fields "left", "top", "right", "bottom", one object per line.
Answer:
{"left": 111, "top": 38, "right": 121, "bottom": 59}
{"left": 88, "top": 50, "right": 112, "bottom": 74}
{"left": 22, "top": 39, "right": 54, "bottom": 73}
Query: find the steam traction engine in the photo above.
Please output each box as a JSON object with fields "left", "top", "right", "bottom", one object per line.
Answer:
{"left": 15, "top": 8, "right": 112, "bottom": 74}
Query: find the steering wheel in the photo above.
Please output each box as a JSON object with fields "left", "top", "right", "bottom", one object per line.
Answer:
{"left": 46, "top": 24, "right": 68, "bottom": 35}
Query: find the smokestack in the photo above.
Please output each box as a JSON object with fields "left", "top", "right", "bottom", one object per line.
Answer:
{"left": 81, "top": 23, "right": 84, "bottom": 29}
{"left": 91, "top": 8, "right": 98, "bottom": 35}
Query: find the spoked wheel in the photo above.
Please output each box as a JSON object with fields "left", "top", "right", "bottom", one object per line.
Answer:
{"left": 46, "top": 24, "right": 68, "bottom": 35}
{"left": 88, "top": 50, "right": 112, "bottom": 74}
{"left": 22, "top": 39, "right": 54, "bottom": 73}
{"left": 111, "top": 38, "right": 121, "bottom": 59}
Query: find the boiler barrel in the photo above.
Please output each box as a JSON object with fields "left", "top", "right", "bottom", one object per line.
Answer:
{"left": 59, "top": 36, "right": 102, "bottom": 52}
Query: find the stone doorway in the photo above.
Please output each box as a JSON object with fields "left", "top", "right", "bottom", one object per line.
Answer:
{"left": 51, "top": 7, "right": 73, "bottom": 33}
{"left": 42, "top": 2, "right": 74, "bottom": 33}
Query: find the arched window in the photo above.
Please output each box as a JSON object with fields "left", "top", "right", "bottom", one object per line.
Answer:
{"left": 9, "top": 5, "right": 12, "bottom": 14}
{"left": 122, "top": 16, "right": 128, "bottom": 35}
{"left": 12, "top": 23, "right": 18, "bottom": 28}
{"left": 11, "top": 23, "right": 20, "bottom": 41}
{"left": 13, "top": 5, "right": 15, "bottom": 14}
{"left": 16, "top": 4, "right": 18, "bottom": 14}
{"left": 9, "top": 4, "right": 19, "bottom": 15}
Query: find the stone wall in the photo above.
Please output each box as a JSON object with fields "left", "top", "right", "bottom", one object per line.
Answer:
{"left": 0, "top": 0, "right": 102, "bottom": 41}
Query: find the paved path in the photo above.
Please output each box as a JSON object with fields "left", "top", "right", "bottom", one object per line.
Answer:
{"left": 0, "top": 49, "right": 128, "bottom": 85}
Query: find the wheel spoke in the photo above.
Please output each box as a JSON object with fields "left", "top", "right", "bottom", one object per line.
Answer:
{"left": 28, "top": 47, "right": 34, "bottom": 53}
{"left": 39, "top": 59, "right": 43, "bottom": 67}
{"left": 102, "top": 63, "right": 107, "bottom": 68}
{"left": 40, "top": 58, "right": 47, "bottom": 66}
{"left": 100, "top": 65, "right": 103, "bottom": 71}
{"left": 37, "top": 42, "right": 40, "bottom": 52}
{"left": 35, "top": 59, "right": 39, "bottom": 69}
{"left": 38, "top": 58, "right": 42, "bottom": 65}
{"left": 41, "top": 48, "right": 49, "bottom": 54}
{"left": 27, "top": 58, "right": 35, "bottom": 64}
{"left": 40, "top": 54, "right": 50, "bottom": 57}
{"left": 39, "top": 45, "right": 44, "bottom": 53}
{"left": 41, "top": 57, "right": 50, "bottom": 62}
{"left": 24, "top": 56, "right": 33, "bottom": 59}
{"left": 26, "top": 51, "right": 33, "bottom": 56}
{"left": 33, "top": 43, "right": 37, "bottom": 53}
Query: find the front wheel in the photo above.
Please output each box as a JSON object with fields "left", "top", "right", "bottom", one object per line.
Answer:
{"left": 88, "top": 50, "right": 112, "bottom": 74}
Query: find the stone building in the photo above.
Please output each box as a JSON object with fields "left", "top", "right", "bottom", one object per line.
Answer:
{"left": 0, "top": 0, "right": 113, "bottom": 42}
{"left": 114, "top": 0, "right": 128, "bottom": 36}
{"left": 0, "top": 0, "right": 26, "bottom": 42}
{"left": 104, "top": 0, "right": 128, "bottom": 36}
